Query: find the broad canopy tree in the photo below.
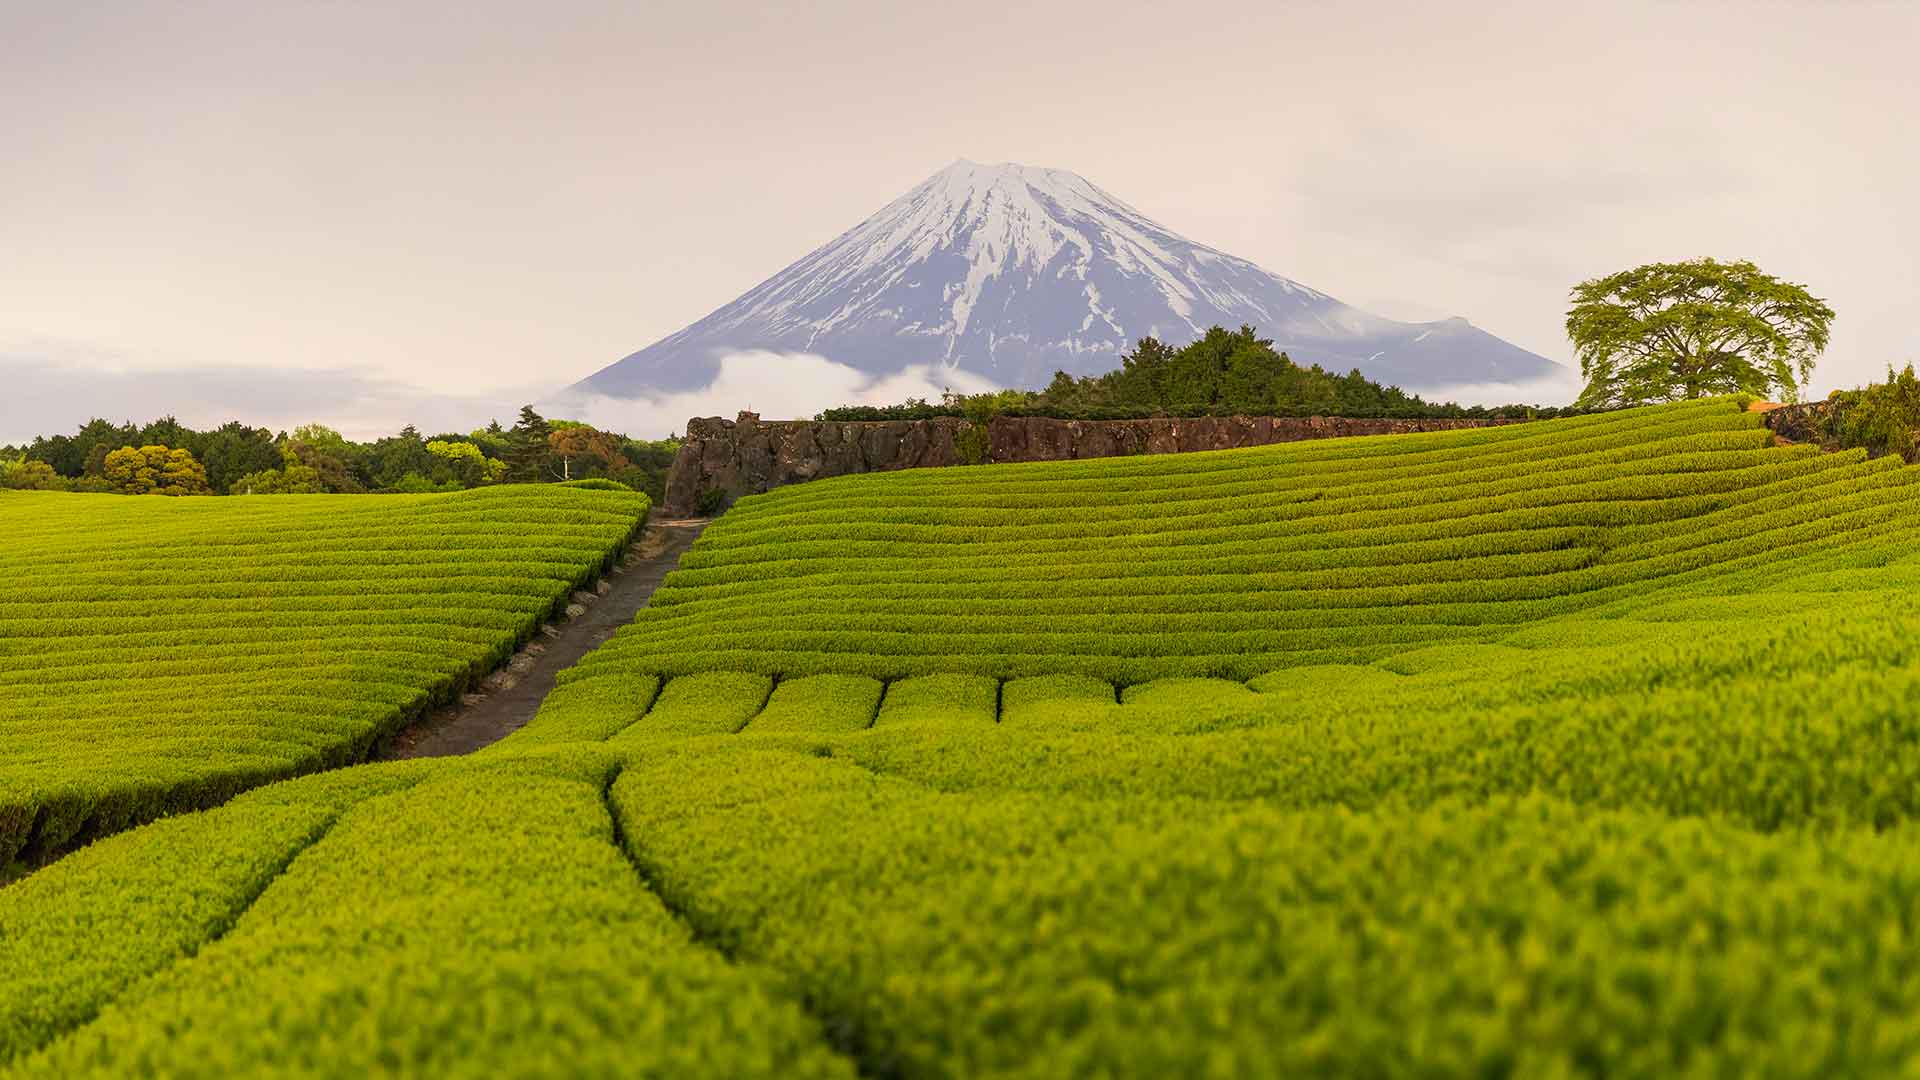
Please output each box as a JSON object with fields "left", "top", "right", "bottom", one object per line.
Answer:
{"left": 101, "top": 445, "right": 211, "bottom": 495}
{"left": 1568, "top": 259, "right": 1834, "bottom": 408}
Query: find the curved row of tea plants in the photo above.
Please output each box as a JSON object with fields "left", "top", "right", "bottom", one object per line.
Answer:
{"left": 0, "top": 484, "right": 648, "bottom": 866}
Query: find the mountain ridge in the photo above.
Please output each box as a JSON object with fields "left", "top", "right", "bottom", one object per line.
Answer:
{"left": 578, "top": 159, "right": 1563, "bottom": 397}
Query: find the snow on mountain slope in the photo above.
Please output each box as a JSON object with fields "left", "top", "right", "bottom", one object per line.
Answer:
{"left": 577, "top": 160, "right": 1563, "bottom": 397}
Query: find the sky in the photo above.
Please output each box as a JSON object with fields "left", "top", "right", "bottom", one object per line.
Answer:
{"left": 3, "top": 0, "right": 1915, "bottom": 441}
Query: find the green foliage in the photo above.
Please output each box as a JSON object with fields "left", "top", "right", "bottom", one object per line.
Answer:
{"left": 425, "top": 439, "right": 507, "bottom": 486}
{"left": 287, "top": 424, "right": 351, "bottom": 458}
{"left": 386, "top": 471, "right": 463, "bottom": 494}
{"left": 547, "top": 399, "right": 1916, "bottom": 683}
{"left": 16, "top": 416, "right": 682, "bottom": 498}
{"left": 100, "top": 445, "right": 211, "bottom": 495}
{"left": 1568, "top": 258, "right": 1835, "bottom": 408}
{"left": 605, "top": 672, "right": 772, "bottom": 742}
{"left": 228, "top": 463, "right": 328, "bottom": 495}
{"left": 745, "top": 674, "right": 884, "bottom": 734}
{"left": 953, "top": 421, "right": 989, "bottom": 465}
{"left": 0, "top": 764, "right": 429, "bottom": 1065}
{"left": 819, "top": 325, "right": 1575, "bottom": 422}
{"left": 6, "top": 751, "right": 853, "bottom": 1077}
{"left": 613, "top": 755, "right": 1920, "bottom": 1077}
{"left": 0, "top": 460, "right": 67, "bottom": 491}
{"left": 1830, "top": 364, "right": 1920, "bottom": 463}
{"left": 489, "top": 404, "right": 1920, "bottom": 1072}
{"left": 0, "top": 485, "right": 650, "bottom": 866}
{"left": 614, "top": 437, "right": 683, "bottom": 503}
{"left": 506, "top": 405, "right": 553, "bottom": 483}
{"left": 21, "top": 399, "right": 1920, "bottom": 1074}
{"left": 872, "top": 674, "right": 998, "bottom": 726}
{"left": 495, "top": 673, "right": 661, "bottom": 747}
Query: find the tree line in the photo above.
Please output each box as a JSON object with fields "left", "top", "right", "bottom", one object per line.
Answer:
{"left": 820, "top": 325, "right": 1582, "bottom": 423}
{"left": 0, "top": 406, "right": 681, "bottom": 499}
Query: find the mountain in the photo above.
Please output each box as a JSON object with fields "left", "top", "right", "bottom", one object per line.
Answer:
{"left": 577, "top": 160, "right": 1563, "bottom": 397}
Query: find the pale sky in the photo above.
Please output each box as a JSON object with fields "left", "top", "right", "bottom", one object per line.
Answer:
{"left": 3, "top": 0, "right": 1915, "bottom": 440}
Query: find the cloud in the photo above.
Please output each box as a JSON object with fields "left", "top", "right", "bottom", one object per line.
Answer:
{"left": 1411, "top": 366, "right": 1588, "bottom": 410}
{"left": 0, "top": 348, "right": 542, "bottom": 444}
{"left": 544, "top": 351, "right": 999, "bottom": 438}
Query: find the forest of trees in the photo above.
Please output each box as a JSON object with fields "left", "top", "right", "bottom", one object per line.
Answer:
{"left": 0, "top": 408, "right": 681, "bottom": 500}
{"left": 820, "top": 326, "right": 1582, "bottom": 422}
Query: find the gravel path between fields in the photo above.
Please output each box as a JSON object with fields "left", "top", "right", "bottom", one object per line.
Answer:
{"left": 381, "top": 519, "right": 709, "bottom": 759}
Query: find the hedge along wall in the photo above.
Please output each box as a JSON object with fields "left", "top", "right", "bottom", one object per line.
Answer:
{"left": 660, "top": 412, "right": 1528, "bottom": 516}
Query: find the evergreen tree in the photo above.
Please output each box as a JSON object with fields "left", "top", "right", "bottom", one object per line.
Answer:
{"left": 506, "top": 406, "right": 552, "bottom": 482}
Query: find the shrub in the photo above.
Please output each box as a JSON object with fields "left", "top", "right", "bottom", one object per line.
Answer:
{"left": 1832, "top": 365, "right": 1920, "bottom": 462}
{"left": 1, "top": 459, "right": 67, "bottom": 491}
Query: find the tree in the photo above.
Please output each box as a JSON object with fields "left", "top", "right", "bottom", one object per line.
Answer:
{"left": 614, "top": 436, "right": 683, "bottom": 502}
{"left": 1112, "top": 336, "right": 1179, "bottom": 409}
{"left": 505, "top": 405, "right": 552, "bottom": 482}
{"left": 29, "top": 418, "right": 137, "bottom": 478}
{"left": 230, "top": 463, "right": 328, "bottom": 495}
{"left": 1567, "top": 259, "right": 1835, "bottom": 408}
{"left": 281, "top": 438, "right": 366, "bottom": 493}
{"left": 289, "top": 424, "right": 352, "bottom": 458}
{"left": 101, "top": 445, "right": 211, "bottom": 495}
{"left": 426, "top": 439, "right": 507, "bottom": 486}
{"left": 2, "top": 458, "right": 68, "bottom": 491}
{"left": 197, "top": 421, "right": 282, "bottom": 493}
{"left": 137, "top": 415, "right": 196, "bottom": 451}
{"left": 548, "top": 424, "right": 631, "bottom": 481}
{"left": 368, "top": 426, "right": 435, "bottom": 490}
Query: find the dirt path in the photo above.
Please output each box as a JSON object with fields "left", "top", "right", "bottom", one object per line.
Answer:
{"left": 381, "top": 520, "right": 708, "bottom": 759}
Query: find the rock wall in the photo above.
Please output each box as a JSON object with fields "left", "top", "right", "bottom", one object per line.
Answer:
{"left": 1757, "top": 400, "right": 1838, "bottom": 445}
{"left": 660, "top": 411, "right": 1527, "bottom": 518}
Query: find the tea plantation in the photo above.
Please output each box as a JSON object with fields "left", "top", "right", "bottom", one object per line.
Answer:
{"left": 9, "top": 398, "right": 1920, "bottom": 1076}
{"left": 0, "top": 484, "right": 648, "bottom": 867}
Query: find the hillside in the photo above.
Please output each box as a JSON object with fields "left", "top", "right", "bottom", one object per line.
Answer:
{"left": 557, "top": 397, "right": 1916, "bottom": 682}
{"left": 0, "top": 485, "right": 649, "bottom": 868}
{"left": 9, "top": 400, "right": 1920, "bottom": 1075}
{"left": 577, "top": 159, "right": 1561, "bottom": 395}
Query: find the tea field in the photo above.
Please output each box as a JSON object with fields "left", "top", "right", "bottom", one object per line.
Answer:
{"left": 0, "top": 484, "right": 648, "bottom": 867}
{"left": 9, "top": 398, "right": 1920, "bottom": 1076}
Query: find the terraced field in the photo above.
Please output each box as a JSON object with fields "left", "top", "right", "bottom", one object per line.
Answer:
{"left": 10, "top": 398, "right": 1920, "bottom": 1076}
{"left": 0, "top": 484, "right": 648, "bottom": 867}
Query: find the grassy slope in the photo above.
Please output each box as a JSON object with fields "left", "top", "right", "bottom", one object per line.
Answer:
{"left": 0, "top": 485, "right": 648, "bottom": 866}
{"left": 12, "top": 400, "right": 1920, "bottom": 1076}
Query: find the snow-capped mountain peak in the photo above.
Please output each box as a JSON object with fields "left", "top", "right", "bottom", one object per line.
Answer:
{"left": 578, "top": 160, "right": 1559, "bottom": 396}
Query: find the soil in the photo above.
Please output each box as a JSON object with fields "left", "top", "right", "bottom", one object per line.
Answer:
{"left": 380, "top": 519, "right": 709, "bottom": 759}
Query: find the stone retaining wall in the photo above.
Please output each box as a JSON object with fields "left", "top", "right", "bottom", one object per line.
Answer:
{"left": 660, "top": 412, "right": 1529, "bottom": 518}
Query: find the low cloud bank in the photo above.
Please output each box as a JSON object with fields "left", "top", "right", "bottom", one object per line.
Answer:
{"left": 0, "top": 350, "right": 547, "bottom": 444}
{"left": 545, "top": 351, "right": 1000, "bottom": 438}
{"left": 1404, "top": 365, "right": 1586, "bottom": 410}
{"left": 0, "top": 347, "right": 997, "bottom": 445}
